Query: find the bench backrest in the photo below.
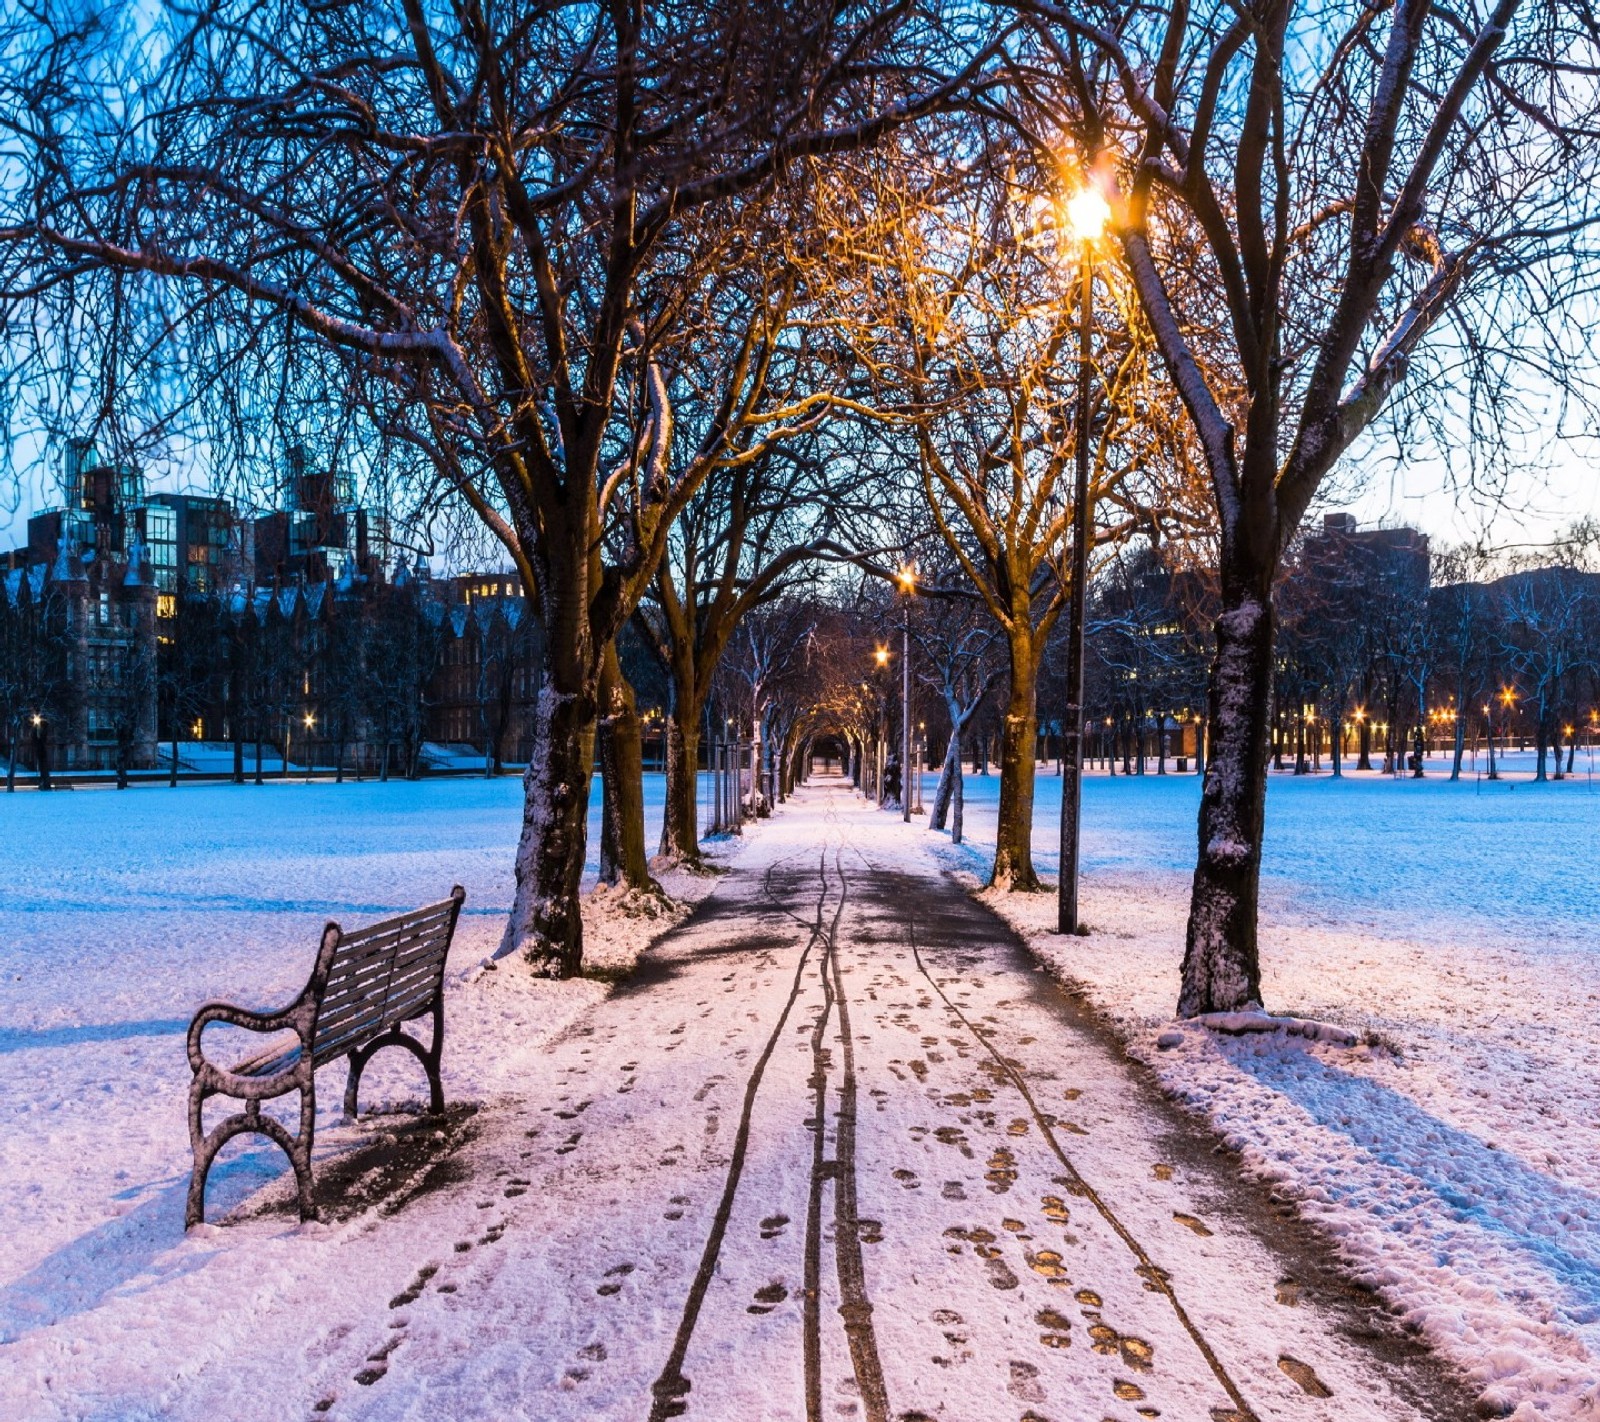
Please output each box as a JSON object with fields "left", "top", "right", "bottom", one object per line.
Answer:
{"left": 310, "top": 888, "right": 465, "bottom": 1066}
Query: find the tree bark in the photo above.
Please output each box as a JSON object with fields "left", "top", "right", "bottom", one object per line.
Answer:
{"left": 951, "top": 745, "right": 965, "bottom": 845}
{"left": 1179, "top": 592, "right": 1274, "bottom": 1017}
{"left": 930, "top": 727, "right": 960, "bottom": 831}
{"left": 498, "top": 670, "right": 597, "bottom": 977}
{"left": 991, "top": 642, "right": 1040, "bottom": 891}
{"left": 658, "top": 708, "right": 703, "bottom": 864}
{"left": 598, "top": 641, "right": 659, "bottom": 892}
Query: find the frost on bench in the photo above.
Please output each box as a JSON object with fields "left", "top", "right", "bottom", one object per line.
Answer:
{"left": 184, "top": 886, "right": 466, "bottom": 1227}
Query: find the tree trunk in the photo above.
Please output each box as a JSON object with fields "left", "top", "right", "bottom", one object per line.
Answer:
{"left": 991, "top": 645, "right": 1040, "bottom": 891}
{"left": 498, "top": 671, "right": 597, "bottom": 977}
{"left": 380, "top": 739, "right": 391, "bottom": 781}
{"left": 1179, "top": 591, "right": 1274, "bottom": 1018}
{"left": 170, "top": 736, "right": 180, "bottom": 787}
{"left": 930, "top": 725, "right": 960, "bottom": 831}
{"left": 598, "top": 641, "right": 659, "bottom": 892}
{"left": 1331, "top": 718, "right": 1343, "bottom": 778}
{"left": 658, "top": 707, "right": 703, "bottom": 865}
{"left": 950, "top": 753, "right": 964, "bottom": 845}
{"left": 1451, "top": 708, "right": 1465, "bottom": 781}
{"left": 35, "top": 724, "right": 51, "bottom": 790}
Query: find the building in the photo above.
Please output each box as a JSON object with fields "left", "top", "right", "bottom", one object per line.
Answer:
{"left": 428, "top": 573, "right": 540, "bottom": 766}
{"left": 1301, "top": 512, "right": 1430, "bottom": 599}
{"left": 253, "top": 448, "right": 391, "bottom": 586}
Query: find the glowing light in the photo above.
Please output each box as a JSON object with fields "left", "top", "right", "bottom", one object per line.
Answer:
{"left": 874, "top": 647, "right": 890, "bottom": 668}
{"left": 896, "top": 564, "right": 917, "bottom": 595}
{"left": 1066, "top": 185, "right": 1111, "bottom": 241}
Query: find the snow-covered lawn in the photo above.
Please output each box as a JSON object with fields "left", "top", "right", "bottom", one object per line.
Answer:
{"left": 0, "top": 772, "right": 722, "bottom": 1353}
{"left": 923, "top": 756, "right": 1600, "bottom": 1420}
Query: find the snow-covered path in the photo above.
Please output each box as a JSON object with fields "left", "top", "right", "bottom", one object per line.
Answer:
{"left": 3, "top": 778, "right": 1466, "bottom": 1421}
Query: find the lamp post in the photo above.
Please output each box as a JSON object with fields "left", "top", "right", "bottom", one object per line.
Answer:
{"left": 897, "top": 564, "right": 916, "bottom": 822}
{"left": 1058, "top": 178, "right": 1110, "bottom": 936}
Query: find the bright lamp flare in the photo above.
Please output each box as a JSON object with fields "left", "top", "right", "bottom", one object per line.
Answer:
{"left": 1066, "top": 186, "right": 1111, "bottom": 241}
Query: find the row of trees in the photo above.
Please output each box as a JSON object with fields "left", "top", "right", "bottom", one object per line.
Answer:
{"left": 3, "top": 1, "right": 1598, "bottom": 1018}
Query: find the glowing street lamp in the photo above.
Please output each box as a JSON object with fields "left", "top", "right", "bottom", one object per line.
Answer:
{"left": 1065, "top": 185, "right": 1111, "bottom": 242}
{"left": 896, "top": 564, "right": 917, "bottom": 823}
{"left": 1059, "top": 176, "right": 1112, "bottom": 937}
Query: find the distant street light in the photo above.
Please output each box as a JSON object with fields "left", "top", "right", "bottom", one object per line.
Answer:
{"left": 897, "top": 564, "right": 916, "bottom": 823}
{"left": 1059, "top": 175, "right": 1110, "bottom": 936}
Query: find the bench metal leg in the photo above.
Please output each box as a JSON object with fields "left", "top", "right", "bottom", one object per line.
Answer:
{"left": 186, "top": 1077, "right": 318, "bottom": 1227}
{"left": 343, "top": 1000, "right": 446, "bottom": 1120}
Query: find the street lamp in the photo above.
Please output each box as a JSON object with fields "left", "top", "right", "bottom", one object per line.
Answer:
{"left": 897, "top": 563, "right": 917, "bottom": 822}
{"left": 1059, "top": 176, "right": 1111, "bottom": 936}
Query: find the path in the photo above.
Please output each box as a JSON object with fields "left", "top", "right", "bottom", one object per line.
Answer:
{"left": 6, "top": 778, "right": 1469, "bottom": 1421}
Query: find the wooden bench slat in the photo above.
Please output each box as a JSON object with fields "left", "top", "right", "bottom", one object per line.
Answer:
{"left": 381, "top": 986, "right": 439, "bottom": 1027}
{"left": 313, "top": 998, "right": 388, "bottom": 1047}
{"left": 331, "top": 898, "right": 458, "bottom": 947}
{"left": 325, "top": 919, "right": 445, "bottom": 975}
{"left": 317, "top": 938, "right": 450, "bottom": 1022}
{"left": 321, "top": 956, "right": 399, "bottom": 1003}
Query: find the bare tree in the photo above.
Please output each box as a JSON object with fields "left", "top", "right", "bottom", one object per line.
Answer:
{"left": 824, "top": 126, "right": 1179, "bottom": 887}
{"left": 0, "top": 0, "right": 1005, "bottom": 975}
{"left": 913, "top": 595, "right": 1004, "bottom": 844}
{"left": 1022, "top": 0, "right": 1600, "bottom": 1012}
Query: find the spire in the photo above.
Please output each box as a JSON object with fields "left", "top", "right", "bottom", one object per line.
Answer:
{"left": 124, "top": 534, "right": 150, "bottom": 588}
{"left": 51, "top": 534, "right": 87, "bottom": 584}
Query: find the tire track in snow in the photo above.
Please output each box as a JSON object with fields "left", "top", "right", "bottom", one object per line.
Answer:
{"left": 822, "top": 848, "right": 890, "bottom": 1422}
{"left": 647, "top": 851, "right": 834, "bottom": 1421}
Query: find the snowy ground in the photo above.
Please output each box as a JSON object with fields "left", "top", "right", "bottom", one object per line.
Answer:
{"left": 1, "top": 779, "right": 1470, "bottom": 1421}
{"left": 0, "top": 773, "right": 723, "bottom": 1360}
{"left": 923, "top": 753, "right": 1600, "bottom": 1421}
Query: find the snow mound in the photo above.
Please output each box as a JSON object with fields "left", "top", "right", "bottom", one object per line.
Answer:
{"left": 1193, "top": 1009, "right": 1359, "bottom": 1047}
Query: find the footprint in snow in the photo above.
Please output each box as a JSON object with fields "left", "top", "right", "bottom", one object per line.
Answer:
{"left": 1006, "top": 1359, "right": 1045, "bottom": 1403}
{"left": 596, "top": 1262, "right": 635, "bottom": 1297}
{"left": 760, "top": 1213, "right": 790, "bottom": 1239}
{"left": 747, "top": 1280, "right": 788, "bottom": 1315}
{"left": 1278, "top": 1355, "right": 1333, "bottom": 1397}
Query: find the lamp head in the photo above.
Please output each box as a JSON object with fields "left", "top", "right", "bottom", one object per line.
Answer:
{"left": 874, "top": 646, "right": 890, "bottom": 668}
{"left": 896, "top": 563, "right": 917, "bottom": 595}
{"left": 1066, "top": 185, "right": 1111, "bottom": 242}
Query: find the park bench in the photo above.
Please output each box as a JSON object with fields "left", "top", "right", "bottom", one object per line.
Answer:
{"left": 185, "top": 886, "right": 466, "bottom": 1227}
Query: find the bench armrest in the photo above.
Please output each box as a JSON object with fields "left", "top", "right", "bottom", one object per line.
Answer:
{"left": 187, "top": 998, "right": 307, "bottom": 1076}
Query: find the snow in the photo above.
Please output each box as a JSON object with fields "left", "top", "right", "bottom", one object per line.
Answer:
{"left": 925, "top": 756, "right": 1600, "bottom": 1419}
{"left": 0, "top": 773, "right": 719, "bottom": 1348}
{"left": 1, "top": 759, "right": 1595, "bottom": 1418}
{"left": 0, "top": 778, "right": 1461, "bottom": 1420}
